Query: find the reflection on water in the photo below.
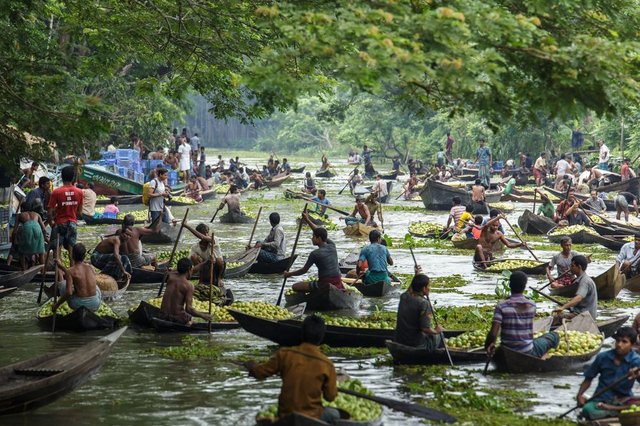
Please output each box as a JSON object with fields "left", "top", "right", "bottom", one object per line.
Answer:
{"left": 0, "top": 154, "right": 634, "bottom": 425}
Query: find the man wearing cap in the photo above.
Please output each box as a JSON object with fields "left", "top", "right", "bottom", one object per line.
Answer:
{"left": 344, "top": 196, "right": 372, "bottom": 226}
{"left": 575, "top": 326, "right": 640, "bottom": 421}
{"left": 357, "top": 230, "right": 393, "bottom": 285}
{"left": 616, "top": 234, "right": 640, "bottom": 277}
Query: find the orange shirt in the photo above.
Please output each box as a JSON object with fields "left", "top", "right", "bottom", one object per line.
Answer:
{"left": 251, "top": 343, "right": 337, "bottom": 419}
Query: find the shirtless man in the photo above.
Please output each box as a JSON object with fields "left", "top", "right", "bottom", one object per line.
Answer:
{"left": 320, "top": 154, "right": 330, "bottom": 170}
{"left": 345, "top": 196, "right": 372, "bottom": 226}
{"left": 160, "top": 258, "right": 212, "bottom": 325}
{"left": 471, "top": 179, "right": 486, "bottom": 203}
{"left": 90, "top": 230, "right": 133, "bottom": 280}
{"left": 474, "top": 215, "right": 526, "bottom": 267}
{"left": 19, "top": 162, "right": 39, "bottom": 189}
{"left": 218, "top": 185, "right": 246, "bottom": 221}
{"left": 149, "top": 147, "right": 165, "bottom": 160}
{"left": 52, "top": 243, "right": 102, "bottom": 313}
{"left": 118, "top": 214, "right": 161, "bottom": 269}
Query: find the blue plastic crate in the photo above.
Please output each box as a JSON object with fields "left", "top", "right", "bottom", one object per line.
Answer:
{"left": 103, "top": 212, "right": 117, "bottom": 219}
{"left": 149, "top": 160, "right": 165, "bottom": 169}
{"left": 105, "top": 158, "right": 117, "bottom": 166}
{"left": 101, "top": 151, "right": 116, "bottom": 160}
{"left": 116, "top": 149, "right": 139, "bottom": 161}
{"left": 168, "top": 171, "right": 178, "bottom": 180}
{"left": 168, "top": 178, "right": 178, "bottom": 186}
{"left": 492, "top": 161, "right": 504, "bottom": 171}
{"left": 118, "top": 167, "right": 127, "bottom": 177}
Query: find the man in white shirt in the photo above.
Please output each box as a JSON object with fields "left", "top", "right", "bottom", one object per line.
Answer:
{"left": 373, "top": 174, "right": 389, "bottom": 203}
{"left": 597, "top": 139, "right": 610, "bottom": 171}
{"left": 177, "top": 137, "right": 192, "bottom": 183}
{"left": 554, "top": 154, "right": 572, "bottom": 190}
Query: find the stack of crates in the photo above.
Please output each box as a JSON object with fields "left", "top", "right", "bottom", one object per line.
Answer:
{"left": 116, "top": 149, "right": 142, "bottom": 179}
{"left": 168, "top": 171, "right": 179, "bottom": 186}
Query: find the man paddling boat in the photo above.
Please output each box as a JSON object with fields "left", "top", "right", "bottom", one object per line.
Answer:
{"left": 616, "top": 233, "right": 640, "bottom": 277}
{"left": 119, "top": 214, "right": 162, "bottom": 269}
{"left": 285, "top": 213, "right": 344, "bottom": 292}
{"left": 394, "top": 265, "right": 444, "bottom": 351}
{"left": 552, "top": 255, "right": 598, "bottom": 321}
{"left": 484, "top": 271, "right": 559, "bottom": 358}
{"left": 357, "top": 229, "right": 393, "bottom": 286}
{"left": 251, "top": 212, "right": 286, "bottom": 264}
{"left": 184, "top": 222, "right": 225, "bottom": 286}
{"left": 91, "top": 231, "right": 132, "bottom": 281}
{"left": 160, "top": 258, "right": 212, "bottom": 325}
{"left": 344, "top": 196, "right": 372, "bottom": 226}
{"left": 575, "top": 327, "right": 640, "bottom": 421}
{"left": 245, "top": 315, "right": 339, "bottom": 423}
{"left": 474, "top": 215, "right": 525, "bottom": 268}
{"left": 52, "top": 243, "right": 102, "bottom": 313}
{"left": 547, "top": 237, "right": 591, "bottom": 288}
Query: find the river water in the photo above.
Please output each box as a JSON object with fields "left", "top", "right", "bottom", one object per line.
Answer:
{"left": 0, "top": 154, "right": 636, "bottom": 425}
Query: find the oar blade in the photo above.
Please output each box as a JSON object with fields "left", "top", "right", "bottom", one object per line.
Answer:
{"left": 338, "top": 388, "right": 456, "bottom": 423}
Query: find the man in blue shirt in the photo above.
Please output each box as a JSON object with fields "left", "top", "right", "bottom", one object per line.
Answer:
{"left": 475, "top": 138, "right": 492, "bottom": 187}
{"left": 357, "top": 229, "right": 393, "bottom": 285}
{"left": 311, "top": 189, "right": 330, "bottom": 217}
{"left": 577, "top": 326, "right": 640, "bottom": 420}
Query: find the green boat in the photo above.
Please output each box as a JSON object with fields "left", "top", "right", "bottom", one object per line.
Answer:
{"left": 80, "top": 165, "right": 184, "bottom": 196}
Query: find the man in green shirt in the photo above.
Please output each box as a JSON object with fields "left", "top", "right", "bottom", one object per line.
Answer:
{"left": 535, "top": 189, "right": 555, "bottom": 219}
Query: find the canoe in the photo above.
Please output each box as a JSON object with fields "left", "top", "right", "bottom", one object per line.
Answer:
{"left": 256, "top": 410, "right": 381, "bottom": 426}
{"left": 451, "top": 237, "right": 518, "bottom": 251}
{"left": 96, "top": 195, "right": 142, "bottom": 205}
{"left": 625, "top": 275, "right": 640, "bottom": 292}
{"left": 517, "top": 209, "right": 556, "bottom": 235}
{"left": 228, "top": 309, "right": 464, "bottom": 348}
{"left": 592, "top": 223, "right": 635, "bottom": 237}
{"left": 315, "top": 169, "right": 336, "bottom": 178}
{"left": 343, "top": 223, "right": 377, "bottom": 237}
{"left": 595, "top": 315, "right": 629, "bottom": 338}
{"left": 290, "top": 166, "right": 306, "bottom": 174}
{"left": 338, "top": 250, "right": 359, "bottom": 274}
{"left": 37, "top": 306, "right": 118, "bottom": 332}
{"left": 284, "top": 189, "right": 307, "bottom": 200}
{"left": 264, "top": 173, "right": 291, "bottom": 188}
{"left": 130, "top": 266, "right": 166, "bottom": 285}
{"left": 385, "top": 340, "right": 487, "bottom": 365}
{"left": 492, "top": 313, "right": 602, "bottom": 373}
{"left": 550, "top": 265, "right": 625, "bottom": 301}
{"left": 419, "top": 179, "right": 502, "bottom": 211}
{"left": 547, "top": 226, "right": 600, "bottom": 245}
{"left": 0, "top": 327, "right": 126, "bottom": 415}
{"left": 84, "top": 215, "right": 145, "bottom": 226}
{"left": 192, "top": 248, "right": 260, "bottom": 280}
{"left": 128, "top": 301, "right": 240, "bottom": 331}
{"left": 473, "top": 258, "right": 549, "bottom": 275}
{"left": 140, "top": 223, "right": 180, "bottom": 244}
{"left": 352, "top": 280, "right": 398, "bottom": 298}
{"left": 285, "top": 286, "right": 362, "bottom": 311}
{"left": 220, "top": 212, "right": 254, "bottom": 224}
{"left": 0, "top": 265, "right": 41, "bottom": 288}
{"left": 0, "top": 287, "right": 17, "bottom": 299}
{"left": 500, "top": 193, "right": 538, "bottom": 203}
{"left": 249, "top": 255, "right": 297, "bottom": 274}
{"left": 591, "top": 233, "right": 629, "bottom": 251}
{"left": 379, "top": 171, "right": 398, "bottom": 180}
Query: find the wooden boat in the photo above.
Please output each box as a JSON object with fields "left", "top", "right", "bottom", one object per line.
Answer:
{"left": 343, "top": 222, "right": 377, "bottom": 237}
{"left": 37, "top": 306, "right": 118, "bottom": 332}
{"left": 81, "top": 164, "right": 185, "bottom": 196}
{"left": 547, "top": 226, "right": 600, "bottom": 245}
{"left": 140, "top": 223, "right": 180, "bottom": 244}
{"left": 264, "top": 173, "right": 291, "bottom": 188}
{"left": 338, "top": 250, "right": 359, "bottom": 274}
{"left": 625, "top": 275, "right": 640, "bottom": 292}
{"left": 550, "top": 265, "right": 625, "bottom": 300}
{"left": 353, "top": 181, "right": 393, "bottom": 197}
{"left": 517, "top": 209, "right": 556, "bottom": 235}
{"left": 249, "top": 255, "right": 297, "bottom": 274}
{"left": 284, "top": 189, "right": 307, "bottom": 200}
{"left": 0, "top": 287, "right": 17, "bottom": 299}
{"left": 350, "top": 280, "right": 398, "bottom": 298}
{"left": 165, "top": 198, "right": 198, "bottom": 207}
{"left": 543, "top": 186, "right": 615, "bottom": 211}
{"left": 0, "top": 265, "right": 41, "bottom": 288}
{"left": 285, "top": 286, "right": 362, "bottom": 311}
{"left": 83, "top": 214, "right": 145, "bottom": 225}
{"left": 256, "top": 410, "right": 381, "bottom": 426}
{"left": 96, "top": 195, "right": 142, "bottom": 205}
{"left": 379, "top": 171, "right": 399, "bottom": 180}
{"left": 492, "top": 313, "right": 602, "bottom": 373}
{"left": 591, "top": 233, "right": 629, "bottom": 251}
{"left": 290, "top": 166, "right": 306, "bottom": 174}
{"left": 0, "top": 327, "right": 126, "bottom": 415}
{"left": 451, "top": 237, "right": 518, "bottom": 251}
{"left": 473, "top": 258, "right": 549, "bottom": 275}
{"left": 130, "top": 266, "right": 166, "bottom": 285}
{"left": 419, "top": 179, "right": 502, "bottom": 211}
{"left": 220, "top": 212, "right": 254, "bottom": 224}
{"left": 592, "top": 223, "right": 635, "bottom": 237}
{"left": 43, "top": 277, "right": 129, "bottom": 301}
{"left": 315, "top": 169, "right": 336, "bottom": 178}
{"left": 385, "top": 340, "right": 487, "bottom": 365}
{"left": 500, "top": 193, "right": 538, "bottom": 203}
{"left": 200, "top": 189, "right": 217, "bottom": 201}
{"left": 595, "top": 315, "right": 629, "bottom": 338}
{"left": 192, "top": 248, "right": 260, "bottom": 280}
{"left": 128, "top": 301, "right": 240, "bottom": 330}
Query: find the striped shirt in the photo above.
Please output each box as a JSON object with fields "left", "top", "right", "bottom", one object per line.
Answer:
{"left": 449, "top": 205, "right": 466, "bottom": 228}
{"left": 493, "top": 294, "right": 536, "bottom": 353}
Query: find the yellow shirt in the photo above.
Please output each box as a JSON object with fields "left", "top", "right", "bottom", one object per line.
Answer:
{"left": 457, "top": 211, "right": 473, "bottom": 230}
{"left": 251, "top": 343, "right": 337, "bottom": 419}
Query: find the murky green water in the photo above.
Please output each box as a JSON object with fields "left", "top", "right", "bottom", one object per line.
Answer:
{"left": 0, "top": 154, "right": 634, "bottom": 425}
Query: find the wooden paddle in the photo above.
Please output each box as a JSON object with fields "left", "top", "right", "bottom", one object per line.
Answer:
{"left": 338, "top": 167, "right": 359, "bottom": 195}
{"left": 52, "top": 235, "right": 60, "bottom": 333}
{"left": 409, "top": 248, "right": 453, "bottom": 367}
{"left": 208, "top": 230, "right": 215, "bottom": 333}
{"left": 558, "top": 369, "right": 639, "bottom": 418}
{"left": 210, "top": 188, "right": 230, "bottom": 223}
{"left": 502, "top": 216, "right": 539, "bottom": 261}
{"left": 247, "top": 206, "right": 263, "bottom": 247}
{"left": 157, "top": 208, "right": 190, "bottom": 297}
{"left": 530, "top": 287, "right": 563, "bottom": 306}
{"left": 532, "top": 189, "right": 537, "bottom": 213}
{"left": 297, "top": 195, "right": 351, "bottom": 216}
{"left": 275, "top": 204, "right": 308, "bottom": 306}
{"left": 338, "top": 387, "right": 456, "bottom": 423}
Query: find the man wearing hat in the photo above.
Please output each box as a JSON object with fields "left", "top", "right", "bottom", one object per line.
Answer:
{"left": 344, "top": 196, "right": 372, "bottom": 226}
{"left": 616, "top": 233, "right": 640, "bottom": 277}
{"left": 575, "top": 326, "right": 640, "bottom": 421}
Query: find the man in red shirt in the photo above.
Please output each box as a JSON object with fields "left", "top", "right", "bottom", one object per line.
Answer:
{"left": 47, "top": 166, "right": 83, "bottom": 266}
